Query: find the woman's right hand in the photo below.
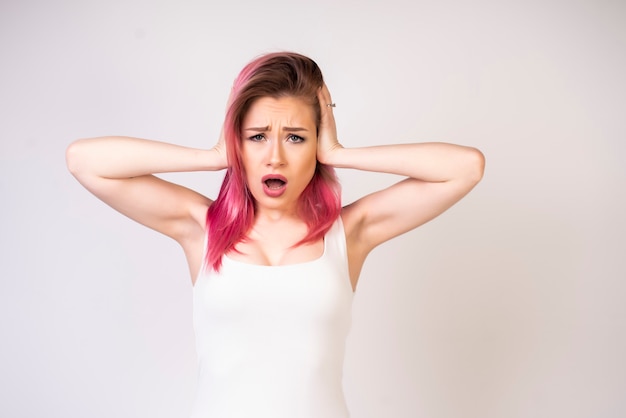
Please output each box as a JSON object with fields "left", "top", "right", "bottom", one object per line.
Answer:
{"left": 66, "top": 135, "right": 216, "bottom": 247}
{"left": 211, "top": 85, "right": 236, "bottom": 170}
{"left": 211, "top": 126, "right": 229, "bottom": 170}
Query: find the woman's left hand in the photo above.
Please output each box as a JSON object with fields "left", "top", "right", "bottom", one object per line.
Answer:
{"left": 316, "top": 83, "right": 343, "bottom": 165}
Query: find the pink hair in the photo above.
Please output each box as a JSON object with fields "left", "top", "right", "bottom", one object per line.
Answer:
{"left": 204, "top": 52, "right": 341, "bottom": 272}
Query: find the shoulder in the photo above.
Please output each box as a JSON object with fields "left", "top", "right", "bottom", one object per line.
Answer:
{"left": 340, "top": 203, "right": 369, "bottom": 258}
{"left": 339, "top": 205, "right": 369, "bottom": 289}
{"left": 177, "top": 197, "right": 210, "bottom": 247}
{"left": 340, "top": 202, "right": 365, "bottom": 244}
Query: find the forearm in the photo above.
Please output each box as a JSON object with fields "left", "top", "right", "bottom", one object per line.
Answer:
{"left": 66, "top": 136, "right": 226, "bottom": 179}
{"left": 325, "top": 142, "right": 485, "bottom": 183}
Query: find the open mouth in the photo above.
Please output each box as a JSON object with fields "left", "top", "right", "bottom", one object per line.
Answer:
{"left": 264, "top": 178, "right": 286, "bottom": 189}
{"left": 262, "top": 174, "right": 288, "bottom": 197}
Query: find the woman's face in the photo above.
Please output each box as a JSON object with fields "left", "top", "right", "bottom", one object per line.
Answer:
{"left": 241, "top": 96, "right": 318, "bottom": 215}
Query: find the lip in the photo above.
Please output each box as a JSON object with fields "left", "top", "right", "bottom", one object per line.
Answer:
{"left": 261, "top": 174, "right": 288, "bottom": 197}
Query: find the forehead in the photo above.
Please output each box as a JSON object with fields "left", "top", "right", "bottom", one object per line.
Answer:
{"left": 243, "top": 96, "right": 316, "bottom": 127}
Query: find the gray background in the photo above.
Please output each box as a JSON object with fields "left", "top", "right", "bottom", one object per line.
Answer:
{"left": 1, "top": 0, "right": 625, "bottom": 417}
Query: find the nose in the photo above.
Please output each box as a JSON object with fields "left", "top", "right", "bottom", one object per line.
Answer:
{"left": 267, "top": 138, "right": 286, "bottom": 167}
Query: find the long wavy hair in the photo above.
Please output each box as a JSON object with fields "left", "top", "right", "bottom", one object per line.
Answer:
{"left": 204, "top": 52, "right": 341, "bottom": 272}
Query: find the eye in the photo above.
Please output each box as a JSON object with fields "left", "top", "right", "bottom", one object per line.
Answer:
{"left": 288, "top": 134, "right": 305, "bottom": 143}
{"left": 248, "top": 134, "right": 265, "bottom": 142}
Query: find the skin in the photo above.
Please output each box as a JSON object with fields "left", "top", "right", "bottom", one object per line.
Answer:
{"left": 66, "top": 84, "right": 485, "bottom": 291}
{"left": 240, "top": 96, "right": 318, "bottom": 218}
{"left": 227, "top": 96, "right": 323, "bottom": 267}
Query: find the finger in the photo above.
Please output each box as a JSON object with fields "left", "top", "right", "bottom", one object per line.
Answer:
{"left": 320, "top": 89, "right": 338, "bottom": 129}
{"left": 318, "top": 84, "right": 334, "bottom": 112}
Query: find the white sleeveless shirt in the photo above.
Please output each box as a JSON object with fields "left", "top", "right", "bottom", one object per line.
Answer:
{"left": 191, "top": 217, "right": 354, "bottom": 418}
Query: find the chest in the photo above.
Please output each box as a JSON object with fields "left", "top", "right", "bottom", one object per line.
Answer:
{"left": 194, "top": 250, "right": 353, "bottom": 333}
{"left": 228, "top": 235, "right": 324, "bottom": 266}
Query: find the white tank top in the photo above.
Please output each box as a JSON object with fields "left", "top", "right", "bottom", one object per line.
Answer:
{"left": 191, "top": 217, "right": 354, "bottom": 418}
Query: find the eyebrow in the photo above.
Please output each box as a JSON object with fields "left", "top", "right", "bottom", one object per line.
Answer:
{"left": 244, "top": 126, "right": 309, "bottom": 133}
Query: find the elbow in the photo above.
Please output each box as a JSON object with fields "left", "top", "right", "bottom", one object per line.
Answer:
{"left": 467, "top": 147, "right": 485, "bottom": 185}
{"left": 65, "top": 139, "right": 87, "bottom": 177}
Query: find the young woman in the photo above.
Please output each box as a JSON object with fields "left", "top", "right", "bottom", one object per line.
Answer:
{"left": 66, "top": 52, "right": 484, "bottom": 418}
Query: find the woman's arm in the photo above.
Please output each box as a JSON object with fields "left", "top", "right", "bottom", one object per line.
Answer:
{"left": 66, "top": 135, "right": 227, "bottom": 243}
{"left": 316, "top": 85, "right": 485, "bottom": 257}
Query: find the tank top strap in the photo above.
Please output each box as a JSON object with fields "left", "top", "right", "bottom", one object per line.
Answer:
{"left": 323, "top": 216, "right": 350, "bottom": 278}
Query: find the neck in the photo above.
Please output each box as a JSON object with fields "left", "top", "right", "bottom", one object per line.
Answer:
{"left": 254, "top": 206, "right": 301, "bottom": 223}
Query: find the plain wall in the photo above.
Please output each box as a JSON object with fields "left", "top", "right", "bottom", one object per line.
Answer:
{"left": 1, "top": 0, "right": 625, "bottom": 417}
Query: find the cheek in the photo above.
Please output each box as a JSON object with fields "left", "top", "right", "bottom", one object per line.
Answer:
{"left": 303, "top": 155, "right": 318, "bottom": 184}
{"left": 239, "top": 155, "right": 256, "bottom": 190}
{"left": 240, "top": 148, "right": 257, "bottom": 173}
{"left": 299, "top": 145, "right": 317, "bottom": 168}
